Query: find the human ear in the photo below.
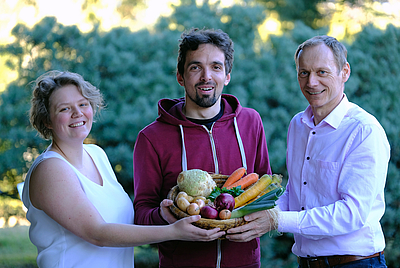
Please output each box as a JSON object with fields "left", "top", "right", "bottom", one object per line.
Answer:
{"left": 224, "top": 73, "right": 231, "bottom": 86}
{"left": 176, "top": 71, "right": 184, "bottom": 86}
{"left": 342, "top": 62, "right": 351, "bottom": 82}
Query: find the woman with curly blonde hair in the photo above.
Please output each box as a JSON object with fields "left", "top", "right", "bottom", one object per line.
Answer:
{"left": 22, "top": 70, "right": 224, "bottom": 268}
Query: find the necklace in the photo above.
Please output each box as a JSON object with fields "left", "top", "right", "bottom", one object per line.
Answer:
{"left": 52, "top": 140, "right": 88, "bottom": 171}
{"left": 52, "top": 141, "right": 101, "bottom": 185}
{"left": 51, "top": 140, "right": 69, "bottom": 161}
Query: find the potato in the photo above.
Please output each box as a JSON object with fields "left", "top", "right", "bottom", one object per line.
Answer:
{"left": 176, "top": 191, "right": 187, "bottom": 199}
{"left": 176, "top": 197, "right": 190, "bottom": 211}
{"left": 194, "top": 199, "right": 205, "bottom": 209}
{"left": 176, "top": 192, "right": 194, "bottom": 203}
{"left": 192, "top": 196, "right": 206, "bottom": 202}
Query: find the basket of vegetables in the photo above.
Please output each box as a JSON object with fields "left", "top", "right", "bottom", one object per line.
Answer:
{"left": 167, "top": 167, "right": 285, "bottom": 231}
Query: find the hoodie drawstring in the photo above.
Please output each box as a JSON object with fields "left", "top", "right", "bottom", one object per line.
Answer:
{"left": 179, "top": 117, "right": 247, "bottom": 173}
{"left": 179, "top": 118, "right": 246, "bottom": 268}
{"left": 179, "top": 124, "right": 188, "bottom": 171}
{"left": 233, "top": 117, "right": 247, "bottom": 171}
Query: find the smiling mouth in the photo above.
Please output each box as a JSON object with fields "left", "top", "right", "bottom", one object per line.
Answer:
{"left": 307, "top": 89, "right": 325, "bottom": 95}
{"left": 196, "top": 82, "right": 215, "bottom": 92}
{"left": 69, "top": 122, "right": 85, "bottom": 128}
{"left": 200, "top": 87, "right": 213, "bottom": 91}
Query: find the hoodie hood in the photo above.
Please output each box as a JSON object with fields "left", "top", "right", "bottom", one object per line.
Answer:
{"left": 156, "top": 94, "right": 246, "bottom": 174}
{"left": 156, "top": 94, "right": 242, "bottom": 126}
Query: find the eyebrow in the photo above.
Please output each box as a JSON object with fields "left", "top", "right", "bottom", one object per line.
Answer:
{"left": 54, "top": 97, "right": 88, "bottom": 109}
{"left": 213, "top": 60, "right": 224, "bottom": 66}
{"left": 187, "top": 60, "right": 224, "bottom": 66}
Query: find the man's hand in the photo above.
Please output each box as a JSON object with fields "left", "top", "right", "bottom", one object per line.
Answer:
{"left": 225, "top": 208, "right": 279, "bottom": 242}
{"left": 160, "top": 199, "right": 178, "bottom": 224}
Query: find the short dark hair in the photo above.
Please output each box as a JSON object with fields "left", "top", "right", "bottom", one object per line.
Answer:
{"left": 177, "top": 28, "right": 234, "bottom": 76}
{"left": 29, "top": 70, "right": 104, "bottom": 140}
{"left": 294, "top": 35, "right": 348, "bottom": 73}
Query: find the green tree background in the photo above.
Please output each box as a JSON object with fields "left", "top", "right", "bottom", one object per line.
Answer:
{"left": 1, "top": 0, "right": 399, "bottom": 267}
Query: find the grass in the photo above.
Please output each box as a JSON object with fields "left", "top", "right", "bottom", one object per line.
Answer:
{"left": 0, "top": 225, "right": 38, "bottom": 268}
{"left": 0, "top": 196, "right": 159, "bottom": 267}
{"left": 0, "top": 225, "right": 159, "bottom": 268}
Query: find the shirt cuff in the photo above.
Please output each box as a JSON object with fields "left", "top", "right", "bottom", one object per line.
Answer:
{"left": 278, "top": 211, "right": 300, "bottom": 233}
{"left": 156, "top": 207, "right": 169, "bottom": 225}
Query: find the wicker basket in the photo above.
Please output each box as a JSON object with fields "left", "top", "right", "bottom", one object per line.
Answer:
{"left": 167, "top": 173, "right": 246, "bottom": 231}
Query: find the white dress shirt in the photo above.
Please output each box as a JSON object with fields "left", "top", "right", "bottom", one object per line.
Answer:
{"left": 277, "top": 95, "right": 390, "bottom": 257}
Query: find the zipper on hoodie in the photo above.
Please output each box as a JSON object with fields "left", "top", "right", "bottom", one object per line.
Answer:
{"left": 202, "top": 124, "right": 221, "bottom": 268}
{"left": 203, "top": 124, "right": 219, "bottom": 174}
{"left": 180, "top": 117, "right": 247, "bottom": 268}
{"left": 216, "top": 239, "right": 222, "bottom": 268}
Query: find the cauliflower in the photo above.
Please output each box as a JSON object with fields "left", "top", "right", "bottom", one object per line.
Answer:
{"left": 177, "top": 169, "right": 217, "bottom": 197}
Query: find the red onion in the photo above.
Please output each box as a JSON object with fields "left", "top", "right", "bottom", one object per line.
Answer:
{"left": 215, "top": 193, "right": 235, "bottom": 211}
{"left": 200, "top": 205, "right": 219, "bottom": 219}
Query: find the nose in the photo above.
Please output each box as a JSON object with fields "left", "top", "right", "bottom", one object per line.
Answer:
{"left": 71, "top": 105, "right": 83, "bottom": 117}
{"left": 307, "top": 73, "right": 319, "bottom": 87}
{"left": 200, "top": 68, "right": 212, "bottom": 82}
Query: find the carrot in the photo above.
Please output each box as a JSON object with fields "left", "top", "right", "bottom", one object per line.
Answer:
{"left": 222, "top": 167, "right": 246, "bottom": 188}
{"left": 234, "top": 174, "right": 271, "bottom": 208}
{"left": 271, "top": 174, "right": 283, "bottom": 185}
{"left": 241, "top": 182, "right": 278, "bottom": 207}
{"left": 240, "top": 174, "right": 283, "bottom": 206}
{"left": 227, "top": 173, "right": 259, "bottom": 190}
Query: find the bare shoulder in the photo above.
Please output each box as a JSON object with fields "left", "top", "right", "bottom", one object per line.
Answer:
{"left": 30, "top": 157, "right": 82, "bottom": 210}
{"left": 32, "top": 157, "right": 77, "bottom": 184}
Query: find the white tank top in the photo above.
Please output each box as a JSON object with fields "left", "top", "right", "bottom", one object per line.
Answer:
{"left": 22, "top": 144, "right": 135, "bottom": 268}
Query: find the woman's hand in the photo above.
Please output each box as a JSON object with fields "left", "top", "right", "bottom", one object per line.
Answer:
{"left": 171, "top": 215, "right": 225, "bottom": 241}
{"left": 161, "top": 198, "right": 225, "bottom": 241}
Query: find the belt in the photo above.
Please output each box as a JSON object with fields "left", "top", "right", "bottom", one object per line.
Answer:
{"left": 298, "top": 251, "right": 383, "bottom": 268}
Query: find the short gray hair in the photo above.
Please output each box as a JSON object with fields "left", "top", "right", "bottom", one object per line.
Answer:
{"left": 294, "top": 35, "right": 348, "bottom": 73}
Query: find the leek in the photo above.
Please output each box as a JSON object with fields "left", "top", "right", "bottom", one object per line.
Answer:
{"left": 231, "top": 187, "right": 284, "bottom": 219}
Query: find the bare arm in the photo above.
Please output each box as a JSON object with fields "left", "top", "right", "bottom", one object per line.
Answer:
{"left": 30, "top": 158, "right": 224, "bottom": 247}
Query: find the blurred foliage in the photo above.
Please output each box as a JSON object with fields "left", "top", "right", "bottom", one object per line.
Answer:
{"left": 0, "top": 196, "right": 27, "bottom": 223}
{"left": 133, "top": 244, "right": 159, "bottom": 268}
{"left": 256, "top": 0, "right": 326, "bottom": 29}
{"left": 255, "top": 0, "right": 390, "bottom": 30}
{"left": 1, "top": 0, "right": 400, "bottom": 267}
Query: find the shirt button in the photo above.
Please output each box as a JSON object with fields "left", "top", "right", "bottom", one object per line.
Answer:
{"left": 301, "top": 207, "right": 305, "bottom": 210}
{"left": 303, "top": 181, "right": 307, "bottom": 185}
{"left": 306, "top": 156, "right": 310, "bottom": 160}
{"left": 312, "top": 131, "right": 316, "bottom": 135}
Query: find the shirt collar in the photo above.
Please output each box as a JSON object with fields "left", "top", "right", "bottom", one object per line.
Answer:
{"left": 301, "top": 94, "right": 352, "bottom": 129}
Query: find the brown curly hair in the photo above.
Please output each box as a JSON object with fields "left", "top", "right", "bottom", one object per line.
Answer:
{"left": 29, "top": 70, "right": 104, "bottom": 140}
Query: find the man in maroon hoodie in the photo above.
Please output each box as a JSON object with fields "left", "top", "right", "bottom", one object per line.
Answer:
{"left": 133, "top": 28, "right": 272, "bottom": 268}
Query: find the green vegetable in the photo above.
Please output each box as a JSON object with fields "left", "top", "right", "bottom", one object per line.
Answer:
{"left": 230, "top": 187, "right": 285, "bottom": 218}
{"left": 177, "top": 169, "right": 217, "bottom": 197}
{"left": 208, "top": 186, "right": 244, "bottom": 202}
